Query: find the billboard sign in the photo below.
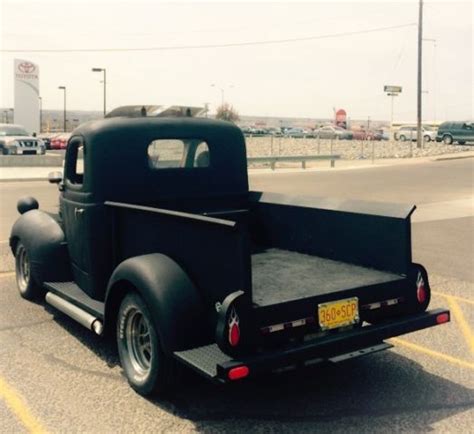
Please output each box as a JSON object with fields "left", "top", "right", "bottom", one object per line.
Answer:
{"left": 335, "top": 108, "right": 347, "bottom": 129}
{"left": 384, "top": 85, "right": 402, "bottom": 93}
{"left": 14, "top": 59, "right": 40, "bottom": 134}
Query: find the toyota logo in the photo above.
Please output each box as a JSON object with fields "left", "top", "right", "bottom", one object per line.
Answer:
{"left": 18, "top": 62, "right": 36, "bottom": 73}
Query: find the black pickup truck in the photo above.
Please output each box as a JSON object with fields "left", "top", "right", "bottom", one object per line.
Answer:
{"left": 10, "top": 118, "right": 450, "bottom": 396}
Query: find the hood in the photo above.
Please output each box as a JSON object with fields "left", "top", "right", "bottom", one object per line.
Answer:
{"left": 1, "top": 135, "right": 43, "bottom": 144}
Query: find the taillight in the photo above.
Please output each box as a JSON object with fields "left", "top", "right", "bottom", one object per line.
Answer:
{"left": 436, "top": 313, "right": 450, "bottom": 324}
{"left": 416, "top": 272, "right": 427, "bottom": 304}
{"left": 228, "top": 366, "right": 249, "bottom": 380}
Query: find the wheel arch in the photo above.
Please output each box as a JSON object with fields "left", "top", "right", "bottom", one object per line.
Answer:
{"left": 10, "top": 209, "right": 72, "bottom": 284}
{"left": 105, "top": 254, "right": 209, "bottom": 354}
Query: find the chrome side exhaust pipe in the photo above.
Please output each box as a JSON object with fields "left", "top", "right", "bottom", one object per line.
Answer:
{"left": 45, "top": 292, "right": 103, "bottom": 335}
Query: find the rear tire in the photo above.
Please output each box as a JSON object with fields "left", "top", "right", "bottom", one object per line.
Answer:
{"left": 15, "top": 242, "right": 42, "bottom": 300}
{"left": 117, "top": 292, "right": 174, "bottom": 396}
{"left": 443, "top": 135, "right": 453, "bottom": 145}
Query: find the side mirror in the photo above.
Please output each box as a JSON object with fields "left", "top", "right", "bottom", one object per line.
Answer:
{"left": 48, "top": 171, "right": 63, "bottom": 184}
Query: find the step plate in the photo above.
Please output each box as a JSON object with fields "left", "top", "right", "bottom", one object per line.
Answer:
{"left": 174, "top": 344, "right": 232, "bottom": 379}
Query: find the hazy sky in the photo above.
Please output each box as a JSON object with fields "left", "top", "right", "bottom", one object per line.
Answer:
{"left": 1, "top": 0, "right": 472, "bottom": 121}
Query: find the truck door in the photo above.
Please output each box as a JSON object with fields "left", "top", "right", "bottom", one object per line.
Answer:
{"left": 60, "top": 136, "right": 91, "bottom": 292}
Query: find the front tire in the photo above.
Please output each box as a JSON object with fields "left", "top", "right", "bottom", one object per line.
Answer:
{"left": 117, "top": 292, "right": 173, "bottom": 396}
{"left": 424, "top": 135, "right": 431, "bottom": 142}
{"left": 399, "top": 135, "right": 406, "bottom": 142}
{"left": 15, "top": 242, "right": 42, "bottom": 300}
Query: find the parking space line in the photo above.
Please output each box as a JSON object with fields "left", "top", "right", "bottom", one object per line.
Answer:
{"left": 391, "top": 338, "right": 474, "bottom": 371}
{"left": 433, "top": 291, "right": 474, "bottom": 307}
{"left": 0, "top": 271, "right": 15, "bottom": 278}
{"left": 0, "top": 376, "right": 48, "bottom": 433}
{"left": 445, "top": 296, "right": 474, "bottom": 355}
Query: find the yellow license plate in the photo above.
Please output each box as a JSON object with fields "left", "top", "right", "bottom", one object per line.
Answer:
{"left": 318, "top": 297, "right": 359, "bottom": 330}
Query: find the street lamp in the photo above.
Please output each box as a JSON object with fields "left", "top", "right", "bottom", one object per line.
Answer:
{"left": 39, "top": 96, "right": 42, "bottom": 133}
{"left": 211, "top": 84, "right": 234, "bottom": 106}
{"left": 58, "top": 86, "right": 66, "bottom": 132}
{"left": 92, "top": 68, "right": 107, "bottom": 116}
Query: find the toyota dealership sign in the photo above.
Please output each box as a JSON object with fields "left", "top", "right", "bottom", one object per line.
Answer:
{"left": 14, "top": 59, "right": 40, "bottom": 134}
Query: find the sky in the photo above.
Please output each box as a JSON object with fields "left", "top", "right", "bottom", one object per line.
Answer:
{"left": 0, "top": 0, "right": 472, "bottom": 122}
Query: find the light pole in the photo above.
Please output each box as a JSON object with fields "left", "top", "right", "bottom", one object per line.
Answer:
{"left": 92, "top": 68, "right": 107, "bottom": 116}
{"left": 39, "top": 96, "right": 43, "bottom": 133}
{"left": 423, "top": 38, "right": 437, "bottom": 122}
{"left": 58, "top": 86, "right": 66, "bottom": 132}
{"left": 211, "top": 84, "right": 234, "bottom": 106}
{"left": 416, "top": 0, "right": 424, "bottom": 149}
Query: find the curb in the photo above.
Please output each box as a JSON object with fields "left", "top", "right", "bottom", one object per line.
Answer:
{"left": 0, "top": 177, "right": 50, "bottom": 183}
{"left": 434, "top": 155, "right": 474, "bottom": 161}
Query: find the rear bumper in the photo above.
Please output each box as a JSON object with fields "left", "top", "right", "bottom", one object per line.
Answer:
{"left": 174, "top": 308, "right": 450, "bottom": 383}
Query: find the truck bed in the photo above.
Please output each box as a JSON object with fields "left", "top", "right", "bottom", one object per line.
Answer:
{"left": 251, "top": 249, "right": 403, "bottom": 307}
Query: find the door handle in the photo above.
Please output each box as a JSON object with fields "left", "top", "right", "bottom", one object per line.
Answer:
{"left": 74, "top": 208, "right": 84, "bottom": 219}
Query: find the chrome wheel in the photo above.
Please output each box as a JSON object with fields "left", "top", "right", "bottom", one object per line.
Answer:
{"left": 16, "top": 244, "right": 30, "bottom": 294}
{"left": 124, "top": 308, "right": 152, "bottom": 378}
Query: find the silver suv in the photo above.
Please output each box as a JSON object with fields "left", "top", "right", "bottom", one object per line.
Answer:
{"left": 394, "top": 126, "right": 437, "bottom": 142}
{"left": 0, "top": 124, "right": 45, "bottom": 155}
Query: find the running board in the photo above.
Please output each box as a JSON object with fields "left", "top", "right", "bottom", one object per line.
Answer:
{"left": 44, "top": 282, "right": 105, "bottom": 336}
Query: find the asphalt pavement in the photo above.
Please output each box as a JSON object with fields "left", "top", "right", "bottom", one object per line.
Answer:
{"left": 0, "top": 157, "right": 472, "bottom": 432}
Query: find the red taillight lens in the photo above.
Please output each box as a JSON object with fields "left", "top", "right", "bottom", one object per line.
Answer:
{"left": 417, "top": 285, "right": 427, "bottom": 303}
{"left": 436, "top": 313, "right": 450, "bottom": 324}
{"left": 416, "top": 272, "right": 427, "bottom": 304}
{"left": 228, "top": 366, "right": 249, "bottom": 381}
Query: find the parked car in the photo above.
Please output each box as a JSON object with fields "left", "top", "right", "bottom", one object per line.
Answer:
{"left": 38, "top": 133, "right": 58, "bottom": 150}
{"left": 351, "top": 130, "right": 383, "bottom": 141}
{"left": 376, "top": 129, "right": 390, "bottom": 141}
{"left": 0, "top": 124, "right": 45, "bottom": 155}
{"left": 394, "top": 126, "right": 436, "bottom": 142}
{"left": 315, "top": 126, "right": 353, "bottom": 140}
{"left": 284, "top": 127, "right": 308, "bottom": 138}
{"left": 10, "top": 117, "right": 449, "bottom": 397}
{"left": 435, "top": 122, "right": 474, "bottom": 145}
{"left": 50, "top": 133, "right": 71, "bottom": 150}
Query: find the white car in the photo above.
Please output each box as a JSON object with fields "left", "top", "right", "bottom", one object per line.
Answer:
{"left": 0, "top": 124, "right": 45, "bottom": 155}
{"left": 394, "top": 126, "right": 437, "bottom": 142}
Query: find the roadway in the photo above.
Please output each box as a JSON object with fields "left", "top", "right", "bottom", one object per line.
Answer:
{"left": 0, "top": 157, "right": 473, "bottom": 432}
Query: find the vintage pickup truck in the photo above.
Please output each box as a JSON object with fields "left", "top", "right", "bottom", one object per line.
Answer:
{"left": 10, "top": 117, "right": 450, "bottom": 396}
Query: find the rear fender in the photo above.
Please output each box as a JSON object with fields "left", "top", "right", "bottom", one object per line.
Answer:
{"left": 105, "top": 254, "right": 208, "bottom": 354}
{"left": 10, "top": 209, "right": 71, "bottom": 284}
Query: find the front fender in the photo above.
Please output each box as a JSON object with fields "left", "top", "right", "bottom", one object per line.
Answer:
{"left": 10, "top": 210, "right": 71, "bottom": 283}
{"left": 105, "top": 254, "right": 209, "bottom": 354}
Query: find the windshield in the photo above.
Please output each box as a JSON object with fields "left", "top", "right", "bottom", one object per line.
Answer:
{"left": 0, "top": 126, "right": 29, "bottom": 136}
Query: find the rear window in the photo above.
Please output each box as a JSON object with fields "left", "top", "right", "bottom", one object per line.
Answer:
{"left": 147, "top": 139, "right": 210, "bottom": 169}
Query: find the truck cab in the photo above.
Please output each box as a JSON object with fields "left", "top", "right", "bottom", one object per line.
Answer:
{"left": 10, "top": 117, "right": 450, "bottom": 397}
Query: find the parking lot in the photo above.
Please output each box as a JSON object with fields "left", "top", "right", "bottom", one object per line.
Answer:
{"left": 0, "top": 157, "right": 473, "bottom": 432}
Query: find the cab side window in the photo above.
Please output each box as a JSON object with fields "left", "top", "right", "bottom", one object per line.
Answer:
{"left": 65, "top": 137, "right": 85, "bottom": 186}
